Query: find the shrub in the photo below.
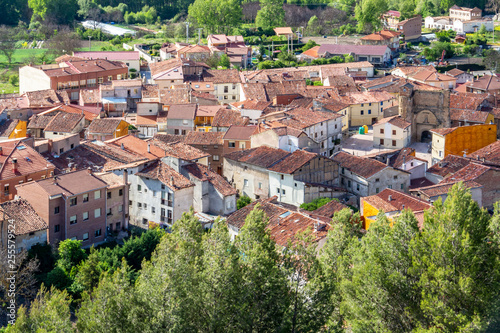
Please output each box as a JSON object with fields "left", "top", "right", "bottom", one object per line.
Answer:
{"left": 237, "top": 196, "right": 251, "bottom": 210}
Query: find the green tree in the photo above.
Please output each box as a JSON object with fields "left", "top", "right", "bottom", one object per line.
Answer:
{"left": 255, "top": 0, "right": 285, "bottom": 29}
{"left": 237, "top": 195, "right": 251, "bottom": 209}
{"left": 218, "top": 53, "right": 231, "bottom": 68}
{"left": 354, "top": 0, "right": 388, "bottom": 33}
{"left": 0, "top": 26, "right": 17, "bottom": 64}
{"left": 306, "top": 15, "right": 320, "bottom": 36}
{"left": 301, "top": 40, "right": 318, "bottom": 52}
{"left": 57, "top": 239, "right": 87, "bottom": 273}
{"left": 188, "top": 0, "right": 242, "bottom": 34}
{"left": 410, "top": 183, "right": 500, "bottom": 331}
{"left": 5, "top": 286, "right": 72, "bottom": 333}
{"left": 234, "top": 205, "right": 289, "bottom": 331}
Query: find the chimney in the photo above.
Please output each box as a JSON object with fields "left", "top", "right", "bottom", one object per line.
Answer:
{"left": 123, "top": 169, "right": 128, "bottom": 185}
{"left": 87, "top": 167, "right": 92, "bottom": 174}
{"left": 402, "top": 156, "right": 406, "bottom": 170}
{"left": 388, "top": 195, "right": 392, "bottom": 201}
{"left": 170, "top": 176, "right": 174, "bottom": 185}
{"left": 53, "top": 176, "right": 58, "bottom": 185}
{"left": 121, "top": 143, "right": 125, "bottom": 150}
{"left": 12, "top": 158, "right": 17, "bottom": 172}
{"left": 147, "top": 143, "right": 151, "bottom": 153}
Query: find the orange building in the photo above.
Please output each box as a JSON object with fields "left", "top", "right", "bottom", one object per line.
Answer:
{"left": 431, "top": 124, "right": 497, "bottom": 164}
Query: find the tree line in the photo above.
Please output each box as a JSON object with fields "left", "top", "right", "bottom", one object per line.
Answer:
{"left": 1, "top": 183, "right": 500, "bottom": 332}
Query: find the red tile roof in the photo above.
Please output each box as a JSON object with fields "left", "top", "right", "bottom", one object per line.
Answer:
{"left": 151, "top": 138, "right": 210, "bottom": 161}
{"left": 224, "top": 146, "right": 290, "bottom": 169}
{"left": 0, "top": 140, "right": 55, "bottom": 180}
{"left": 363, "top": 188, "right": 431, "bottom": 214}
{"left": 28, "top": 115, "right": 54, "bottom": 129}
{"left": 411, "top": 180, "right": 482, "bottom": 198}
{"left": 184, "top": 131, "right": 224, "bottom": 145}
{"left": 136, "top": 160, "right": 194, "bottom": 191}
{"left": 44, "top": 112, "right": 84, "bottom": 133}
{"left": 373, "top": 115, "right": 411, "bottom": 129}
{"left": 334, "top": 151, "right": 388, "bottom": 179}
{"left": 167, "top": 104, "right": 197, "bottom": 120}
{"left": 73, "top": 51, "right": 140, "bottom": 61}
{"left": 268, "top": 211, "right": 329, "bottom": 247}
{"left": 268, "top": 150, "right": 319, "bottom": 174}
{"left": 276, "top": 107, "right": 342, "bottom": 130}
{"left": 310, "top": 199, "right": 349, "bottom": 218}
{"left": 426, "top": 155, "right": 471, "bottom": 178}
{"left": 212, "top": 108, "right": 248, "bottom": 127}
{"left": 183, "top": 163, "right": 236, "bottom": 196}
{"left": 87, "top": 118, "right": 125, "bottom": 135}
{"left": 203, "top": 69, "right": 241, "bottom": 84}
{"left": 468, "top": 140, "right": 500, "bottom": 165}
{"left": 443, "top": 162, "right": 491, "bottom": 183}
{"left": 0, "top": 120, "right": 21, "bottom": 138}
{"left": 223, "top": 125, "right": 257, "bottom": 141}
{"left": 226, "top": 197, "right": 288, "bottom": 230}
{"left": 0, "top": 199, "right": 48, "bottom": 235}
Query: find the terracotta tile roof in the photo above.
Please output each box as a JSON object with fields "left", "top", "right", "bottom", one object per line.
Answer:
{"left": 468, "top": 141, "right": 500, "bottom": 165}
{"left": 341, "top": 91, "right": 394, "bottom": 105}
{"left": 135, "top": 115, "right": 158, "bottom": 126}
{"left": 450, "top": 109, "right": 491, "bottom": 123}
{"left": 28, "top": 115, "right": 54, "bottom": 129}
{"left": 159, "top": 87, "right": 190, "bottom": 105}
{"left": 107, "top": 135, "right": 167, "bottom": 160}
{"left": 240, "top": 83, "right": 268, "bottom": 100}
{"left": 373, "top": 115, "right": 411, "bottom": 129}
{"left": 136, "top": 160, "right": 194, "bottom": 191}
{"left": 490, "top": 107, "right": 500, "bottom": 119}
{"left": 224, "top": 146, "right": 290, "bottom": 169}
{"left": 226, "top": 197, "right": 288, "bottom": 230}
{"left": 232, "top": 99, "right": 272, "bottom": 111}
{"left": 410, "top": 70, "right": 456, "bottom": 82}
{"left": 142, "top": 84, "right": 159, "bottom": 99}
{"left": 410, "top": 177, "right": 435, "bottom": 189}
{"left": 466, "top": 75, "right": 500, "bottom": 91}
{"left": 0, "top": 140, "right": 54, "bottom": 180}
{"left": 274, "top": 27, "right": 293, "bottom": 35}
{"left": 270, "top": 126, "right": 305, "bottom": 138}
{"left": 411, "top": 179, "right": 482, "bottom": 198}
{"left": 318, "top": 44, "right": 390, "bottom": 57}
{"left": 288, "top": 97, "right": 314, "bottom": 109}
{"left": 363, "top": 188, "right": 431, "bottom": 214}
{"left": 300, "top": 46, "right": 320, "bottom": 58}
{"left": 0, "top": 119, "right": 21, "bottom": 137}
{"left": 334, "top": 151, "right": 388, "bottom": 179}
{"left": 44, "top": 112, "right": 83, "bottom": 133}
{"left": 191, "top": 91, "right": 217, "bottom": 101}
{"left": 153, "top": 133, "right": 185, "bottom": 144}
{"left": 0, "top": 199, "right": 48, "bottom": 235}
{"left": 268, "top": 211, "right": 329, "bottom": 247}
{"left": 87, "top": 118, "right": 125, "bottom": 135}
{"left": 392, "top": 65, "right": 436, "bottom": 77}
{"left": 223, "top": 125, "right": 257, "bottom": 141}
{"left": 183, "top": 163, "right": 236, "bottom": 197}
{"left": 196, "top": 105, "right": 222, "bottom": 117}
{"left": 177, "top": 44, "right": 210, "bottom": 54}
{"left": 311, "top": 200, "right": 349, "bottom": 218}
{"left": 265, "top": 81, "right": 308, "bottom": 101}
{"left": 268, "top": 149, "right": 320, "bottom": 174}
{"left": 450, "top": 92, "right": 489, "bottom": 111}
{"left": 203, "top": 69, "right": 241, "bottom": 84}
{"left": 111, "top": 79, "right": 142, "bottom": 88}
{"left": 80, "top": 89, "right": 101, "bottom": 104}
{"left": 426, "top": 155, "right": 471, "bottom": 178}
{"left": 17, "top": 169, "right": 107, "bottom": 197}
{"left": 387, "top": 148, "right": 417, "bottom": 169}
{"left": 318, "top": 98, "right": 350, "bottom": 112}
{"left": 443, "top": 162, "right": 491, "bottom": 183}
{"left": 24, "top": 89, "right": 68, "bottom": 107}
{"left": 276, "top": 108, "right": 341, "bottom": 129}
{"left": 94, "top": 172, "right": 126, "bottom": 188}
{"left": 446, "top": 68, "right": 465, "bottom": 77}
{"left": 167, "top": 103, "right": 197, "bottom": 120}
{"left": 212, "top": 108, "right": 248, "bottom": 127}
{"left": 151, "top": 138, "right": 210, "bottom": 161}
{"left": 325, "top": 75, "right": 358, "bottom": 94}
{"left": 48, "top": 141, "right": 147, "bottom": 172}
{"left": 184, "top": 131, "right": 223, "bottom": 145}
{"left": 38, "top": 59, "right": 126, "bottom": 77}
{"left": 55, "top": 54, "right": 86, "bottom": 62}
{"left": 384, "top": 10, "right": 401, "bottom": 17}
{"left": 39, "top": 104, "right": 98, "bottom": 122}
{"left": 361, "top": 30, "right": 401, "bottom": 41}
{"left": 430, "top": 127, "right": 457, "bottom": 136}
{"left": 191, "top": 81, "right": 214, "bottom": 92}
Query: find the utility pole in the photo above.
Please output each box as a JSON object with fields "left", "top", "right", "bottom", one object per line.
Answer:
{"left": 272, "top": 40, "right": 274, "bottom": 59}
{"left": 88, "top": 36, "right": 92, "bottom": 51}
{"left": 185, "top": 22, "right": 190, "bottom": 44}
{"left": 198, "top": 28, "right": 202, "bottom": 45}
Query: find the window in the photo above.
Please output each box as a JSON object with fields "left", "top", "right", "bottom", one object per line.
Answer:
{"left": 107, "top": 208, "right": 112, "bottom": 216}
{"left": 94, "top": 190, "right": 101, "bottom": 199}
{"left": 224, "top": 86, "right": 229, "bottom": 93}
{"left": 228, "top": 141, "right": 235, "bottom": 148}
{"left": 357, "top": 183, "right": 360, "bottom": 191}
{"left": 95, "top": 229, "right": 102, "bottom": 237}
{"left": 282, "top": 189, "right": 286, "bottom": 195}
{"left": 258, "top": 182, "right": 262, "bottom": 189}
{"left": 276, "top": 188, "right": 280, "bottom": 194}
{"left": 83, "top": 233, "right": 89, "bottom": 241}
{"left": 98, "top": 77, "right": 103, "bottom": 84}
{"left": 87, "top": 78, "right": 96, "bottom": 87}
{"left": 137, "top": 184, "right": 142, "bottom": 191}
{"left": 138, "top": 202, "right": 142, "bottom": 208}
{"left": 70, "top": 215, "right": 77, "bottom": 224}
{"left": 129, "top": 200, "right": 132, "bottom": 206}
{"left": 321, "top": 131, "right": 323, "bottom": 136}
{"left": 70, "top": 92, "right": 79, "bottom": 100}
{"left": 152, "top": 207, "right": 155, "bottom": 214}
{"left": 347, "top": 180, "right": 351, "bottom": 187}
{"left": 376, "top": 188, "right": 380, "bottom": 193}
{"left": 142, "top": 218, "right": 148, "bottom": 225}
{"left": 118, "top": 205, "right": 123, "bottom": 212}
{"left": 107, "top": 192, "right": 111, "bottom": 199}
{"left": 392, "top": 130, "right": 396, "bottom": 135}
{"left": 144, "top": 203, "right": 148, "bottom": 209}
{"left": 341, "top": 167, "right": 345, "bottom": 174}
{"left": 214, "top": 145, "right": 218, "bottom": 149}
{"left": 341, "top": 178, "right": 345, "bottom": 185}
{"left": 70, "top": 144, "right": 74, "bottom": 149}
{"left": 281, "top": 174, "right": 284, "bottom": 180}
{"left": 94, "top": 208, "right": 101, "bottom": 218}
{"left": 360, "top": 110, "right": 364, "bottom": 115}
{"left": 439, "top": 151, "right": 443, "bottom": 157}
{"left": 54, "top": 206, "right": 60, "bottom": 214}
{"left": 244, "top": 179, "right": 248, "bottom": 187}
{"left": 368, "top": 110, "right": 371, "bottom": 114}
{"left": 401, "top": 184, "right": 404, "bottom": 190}
{"left": 108, "top": 75, "right": 113, "bottom": 81}
{"left": 380, "top": 139, "right": 385, "bottom": 145}
{"left": 369, "top": 103, "right": 372, "bottom": 106}
{"left": 375, "top": 178, "right": 380, "bottom": 182}
{"left": 393, "top": 175, "right": 398, "bottom": 180}
{"left": 161, "top": 184, "right": 166, "bottom": 190}
{"left": 174, "top": 129, "right": 180, "bottom": 135}
{"left": 392, "top": 140, "right": 396, "bottom": 146}
{"left": 3, "top": 185, "right": 9, "bottom": 196}
{"left": 80, "top": 80, "right": 86, "bottom": 87}
{"left": 70, "top": 197, "right": 77, "bottom": 206}
{"left": 213, "top": 155, "right": 220, "bottom": 161}
{"left": 239, "top": 142, "right": 246, "bottom": 149}
{"left": 54, "top": 224, "right": 60, "bottom": 233}
{"left": 83, "top": 212, "right": 89, "bottom": 221}
{"left": 119, "top": 189, "right": 123, "bottom": 196}
{"left": 380, "top": 128, "right": 384, "bottom": 134}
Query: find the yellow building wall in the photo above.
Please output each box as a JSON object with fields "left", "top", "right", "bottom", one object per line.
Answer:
{"left": 9, "top": 121, "right": 27, "bottom": 139}
{"left": 444, "top": 124, "right": 497, "bottom": 158}
{"left": 195, "top": 126, "right": 212, "bottom": 132}
{"left": 362, "top": 200, "right": 380, "bottom": 230}
{"left": 485, "top": 113, "right": 495, "bottom": 125}
{"left": 195, "top": 116, "right": 214, "bottom": 126}
{"left": 114, "top": 120, "right": 129, "bottom": 138}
